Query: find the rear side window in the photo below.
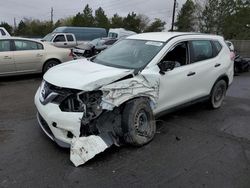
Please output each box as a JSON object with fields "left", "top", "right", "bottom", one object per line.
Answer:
{"left": 37, "top": 43, "right": 44, "bottom": 49}
{"left": 66, "top": 35, "right": 74, "bottom": 42}
{"left": 191, "top": 40, "right": 213, "bottom": 62}
{"left": 0, "top": 40, "right": 11, "bottom": 52}
{"left": 54, "top": 35, "right": 66, "bottom": 42}
{"left": 213, "top": 41, "right": 222, "bottom": 55}
{"left": 0, "top": 29, "right": 6, "bottom": 36}
{"left": 14, "top": 40, "right": 41, "bottom": 51}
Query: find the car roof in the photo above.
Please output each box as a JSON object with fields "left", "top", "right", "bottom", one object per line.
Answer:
{"left": 0, "top": 37, "right": 42, "bottom": 43}
{"left": 127, "top": 32, "right": 223, "bottom": 42}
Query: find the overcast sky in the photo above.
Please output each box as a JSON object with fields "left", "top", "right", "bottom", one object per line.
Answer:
{"left": 0, "top": 0, "right": 186, "bottom": 30}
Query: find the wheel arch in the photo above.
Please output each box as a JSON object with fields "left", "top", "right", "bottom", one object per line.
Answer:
{"left": 42, "top": 58, "right": 62, "bottom": 73}
{"left": 210, "top": 74, "right": 229, "bottom": 94}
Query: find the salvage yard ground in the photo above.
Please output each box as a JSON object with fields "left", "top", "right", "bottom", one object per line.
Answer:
{"left": 0, "top": 73, "right": 250, "bottom": 188}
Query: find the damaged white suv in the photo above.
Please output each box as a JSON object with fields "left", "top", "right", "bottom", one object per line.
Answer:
{"left": 35, "top": 32, "right": 233, "bottom": 151}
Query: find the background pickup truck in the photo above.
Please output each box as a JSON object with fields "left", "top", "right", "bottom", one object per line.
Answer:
{"left": 42, "top": 33, "right": 78, "bottom": 48}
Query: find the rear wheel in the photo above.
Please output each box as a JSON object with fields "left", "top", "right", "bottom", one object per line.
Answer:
{"left": 122, "top": 98, "right": 156, "bottom": 146}
{"left": 209, "top": 80, "right": 227, "bottom": 109}
{"left": 43, "top": 60, "right": 59, "bottom": 73}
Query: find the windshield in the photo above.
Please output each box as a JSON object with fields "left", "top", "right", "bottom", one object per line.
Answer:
{"left": 93, "top": 39, "right": 165, "bottom": 69}
{"left": 42, "top": 33, "right": 55, "bottom": 42}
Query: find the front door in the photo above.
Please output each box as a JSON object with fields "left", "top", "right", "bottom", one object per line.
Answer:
{"left": 156, "top": 41, "right": 200, "bottom": 113}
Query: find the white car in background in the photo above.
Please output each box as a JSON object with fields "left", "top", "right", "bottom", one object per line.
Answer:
{"left": 35, "top": 32, "right": 234, "bottom": 165}
{"left": 0, "top": 37, "right": 73, "bottom": 76}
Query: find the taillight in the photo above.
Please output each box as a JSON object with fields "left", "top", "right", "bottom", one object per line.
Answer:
{"left": 69, "top": 49, "right": 73, "bottom": 58}
{"left": 230, "top": 51, "right": 235, "bottom": 61}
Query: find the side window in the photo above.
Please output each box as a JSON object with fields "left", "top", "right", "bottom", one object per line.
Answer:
{"left": 14, "top": 40, "right": 39, "bottom": 51}
{"left": 161, "top": 42, "right": 189, "bottom": 67}
{"left": 212, "top": 41, "right": 222, "bottom": 56}
{"left": 54, "top": 35, "right": 66, "bottom": 42}
{"left": 0, "top": 40, "right": 11, "bottom": 52}
{"left": 37, "top": 43, "right": 44, "bottom": 49}
{"left": 191, "top": 40, "right": 213, "bottom": 62}
{"left": 66, "top": 35, "right": 74, "bottom": 42}
{"left": 0, "top": 29, "right": 6, "bottom": 36}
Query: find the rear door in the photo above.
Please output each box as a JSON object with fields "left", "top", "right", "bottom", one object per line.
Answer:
{"left": 13, "top": 39, "right": 45, "bottom": 72}
{"left": 188, "top": 40, "right": 221, "bottom": 96}
{"left": 0, "top": 39, "right": 15, "bottom": 74}
{"left": 66, "top": 34, "right": 77, "bottom": 48}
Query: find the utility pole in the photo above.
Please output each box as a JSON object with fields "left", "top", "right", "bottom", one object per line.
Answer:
{"left": 171, "top": 0, "right": 177, "bottom": 31}
{"left": 50, "top": 7, "right": 54, "bottom": 24}
{"left": 14, "top": 17, "right": 17, "bottom": 31}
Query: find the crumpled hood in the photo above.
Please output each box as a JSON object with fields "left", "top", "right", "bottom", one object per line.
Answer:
{"left": 44, "top": 59, "right": 134, "bottom": 91}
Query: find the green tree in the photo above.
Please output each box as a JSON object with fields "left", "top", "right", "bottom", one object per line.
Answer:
{"left": 94, "top": 7, "right": 110, "bottom": 29}
{"left": 72, "top": 4, "right": 95, "bottom": 26}
{"left": 82, "top": 4, "right": 95, "bottom": 26}
{"left": 0, "top": 22, "right": 13, "bottom": 34}
{"left": 110, "top": 13, "right": 124, "bottom": 28}
{"left": 144, "top": 18, "right": 166, "bottom": 32}
{"left": 123, "top": 12, "right": 141, "bottom": 33}
{"left": 175, "top": 0, "right": 196, "bottom": 32}
{"left": 72, "top": 12, "right": 85, "bottom": 26}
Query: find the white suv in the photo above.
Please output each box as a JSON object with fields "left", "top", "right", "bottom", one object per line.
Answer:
{"left": 35, "top": 32, "right": 234, "bottom": 148}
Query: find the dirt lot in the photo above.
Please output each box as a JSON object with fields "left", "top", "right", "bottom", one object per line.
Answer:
{"left": 0, "top": 73, "right": 250, "bottom": 188}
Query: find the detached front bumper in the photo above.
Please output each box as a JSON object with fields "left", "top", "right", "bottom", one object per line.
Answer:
{"left": 34, "top": 88, "right": 83, "bottom": 148}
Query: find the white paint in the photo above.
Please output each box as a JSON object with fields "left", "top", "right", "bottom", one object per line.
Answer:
{"left": 70, "top": 136, "right": 109, "bottom": 167}
{"left": 44, "top": 59, "right": 134, "bottom": 90}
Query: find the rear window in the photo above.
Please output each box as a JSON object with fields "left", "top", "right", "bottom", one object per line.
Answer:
{"left": 0, "top": 40, "right": 10, "bottom": 52}
{"left": 191, "top": 40, "right": 213, "bottom": 62}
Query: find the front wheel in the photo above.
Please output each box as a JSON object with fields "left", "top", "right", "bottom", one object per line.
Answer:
{"left": 209, "top": 80, "right": 227, "bottom": 109}
{"left": 122, "top": 98, "right": 156, "bottom": 146}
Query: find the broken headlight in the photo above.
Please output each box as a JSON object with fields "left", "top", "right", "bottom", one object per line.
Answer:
{"left": 59, "top": 90, "right": 103, "bottom": 115}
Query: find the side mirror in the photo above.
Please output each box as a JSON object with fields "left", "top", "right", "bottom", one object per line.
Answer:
{"left": 158, "top": 61, "right": 175, "bottom": 75}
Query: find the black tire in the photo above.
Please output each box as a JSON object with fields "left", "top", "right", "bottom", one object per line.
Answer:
{"left": 209, "top": 80, "right": 227, "bottom": 109}
{"left": 43, "top": 60, "right": 59, "bottom": 73}
{"left": 122, "top": 98, "right": 156, "bottom": 146}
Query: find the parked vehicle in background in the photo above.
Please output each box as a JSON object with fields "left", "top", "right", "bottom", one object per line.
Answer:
{"left": 0, "top": 37, "right": 73, "bottom": 76}
{"left": 35, "top": 32, "right": 234, "bottom": 153}
{"left": 72, "top": 37, "right": 118, "bottom": 58}
{"left": 108, "top": 28, "right": 136, "bottom": 39}
{"left": 226, "top": 40, "right": 235, "bottom": 51}
{"left": 0, "top": 27, "right": 11, "bottom": 37}
{"left": 42, "top": 33, "right": 77, "bottom": 48}
{"left": 42, "top": 27, "right": 107, "bottom": 48}
{"left": 234, "top": 54, "right": 250, "bottom": 74}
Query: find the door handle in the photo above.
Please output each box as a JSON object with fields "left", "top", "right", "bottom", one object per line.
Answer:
{"left": 36, "top": 54, "right": 43, "bottom": 57}
{"left": 4, "top": 56, "right": 12, "bottom": 59}
{"left": 215, "top": 63, "right": 221, "bottom": 67}
{"left": 64, "top": 43, "right": 67, "bottom": 45}
{"left": 187, "top": 72, "right": 196, "bottom": 76}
